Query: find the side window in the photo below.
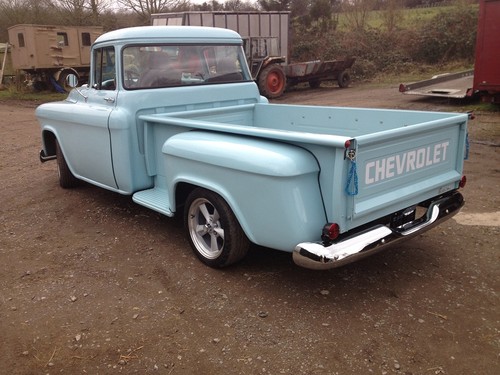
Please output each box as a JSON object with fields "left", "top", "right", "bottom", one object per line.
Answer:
{"left": 81, "top": 32, "right": 91, "bottom": 46}
{"left": 57, "top": 32, "right": 69, "bottom": 47}
{"left": 18, "top": 33, "right": 25, "bottom": 47}
{"left": 93, "top": 47, "right": 116, "bottom": 90}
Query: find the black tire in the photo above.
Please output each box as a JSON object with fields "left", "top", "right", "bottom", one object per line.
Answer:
{"left": 309, "top": 79, "right": 321, "bottom": 89}
{"left": 58, "top": 70, "right": 78, "bottom": 92}
{"left": 33, "top": 81, "right": 48, "bottom": 92}
{"left": 56, "top": 140, "right": 79, "bottom": 188}
{"left": 184, "top": 188, "right": 250, "bottom": 268}
{"left": 258, "top": 64, "right": 286, "bottom": 99}
{"left": 337, "top": 71, "right": 351, "bottom": 88}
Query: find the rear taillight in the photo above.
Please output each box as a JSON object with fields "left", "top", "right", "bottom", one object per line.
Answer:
{"left": 322, "top": 223, "right": 340, "bottom": 242}
{"left": 459, "top": 175, "right": 467, "bottom": 188}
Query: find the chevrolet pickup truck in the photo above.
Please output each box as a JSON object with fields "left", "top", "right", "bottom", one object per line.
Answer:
{"left": 36, "top": 26, "right": 468, "bottom": 270}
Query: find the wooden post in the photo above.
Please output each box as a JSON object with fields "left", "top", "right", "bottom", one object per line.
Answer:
{"left": 0, "top": 43, "right": 9, "bottom": 86}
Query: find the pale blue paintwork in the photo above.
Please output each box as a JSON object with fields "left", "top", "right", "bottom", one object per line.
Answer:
{"left": 94, "top": 25, "right": 243, "bottom": 45}
{"left": 36, "top": 26, "right": 468, "bottom": 253}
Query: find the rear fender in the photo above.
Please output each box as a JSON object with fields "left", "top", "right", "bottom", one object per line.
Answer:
{"left": 162, "top": 131, "right": 326, "bottom": 251}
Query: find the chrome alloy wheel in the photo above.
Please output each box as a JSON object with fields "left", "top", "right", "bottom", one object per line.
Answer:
{"left": 187, "top": 197, "right": 225, "bottom": 259}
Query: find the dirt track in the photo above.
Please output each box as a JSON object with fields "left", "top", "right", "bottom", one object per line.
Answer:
{"left": 1, "top": 84, "right": 499, "bottom": 374}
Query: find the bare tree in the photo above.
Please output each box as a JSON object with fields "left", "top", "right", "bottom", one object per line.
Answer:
{"left": 224, "top": 0, "right": 258, "bottom": 11}
{"left": 342, "top": 0, "right": 375, "bottom": 31}
{"left": 54, "top": 0, "right": 87, "bottom": 24}
{"left": 118, "top": 0, "right": 189, "bottom": 23}
{"left": 51, "top": 0, "right": 111, "bottom": 24}
{"left": 290, "top": 0, "right": 309, "bottom": 17}
{"left": 87, "top": 0, "right": 111, "bottom": 24}
{"left": 258, "top": 0, "right": 291, "bottom": 11}
{"left": 381, "top": 0, "right": 404, "bottom": 32}
{"left": 310, "top": 0, "right": 333, "bottom": 30}
{"left": 192, "top": 1, "right": 225, "bottom": 11}
{"left": 0, "top": 0, "right": 57, "bottom": 40}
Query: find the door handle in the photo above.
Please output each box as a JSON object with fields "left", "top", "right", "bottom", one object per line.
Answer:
{"left": 104, "top": 97, "right": 115, "bottom": 103}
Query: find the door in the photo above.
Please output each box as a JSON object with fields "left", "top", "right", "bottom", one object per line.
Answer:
{"left": 60, "top": 46, "right": 118, "bottom": 189}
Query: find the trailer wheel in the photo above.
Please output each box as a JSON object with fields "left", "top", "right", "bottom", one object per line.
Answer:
{"left": 258, "top": 64, "right": 286, "bottom": 98}
{"left": 33, "top": 81, "right": 48, "bottom": 92}
{"left": 58, "top": 70, "right": 78, "bottom": 92}
{"left": 56, "top": 140, "right": 79, "bottom": 188}
{"left": 337, "top": 71, "right": 351, "bottom": 88}
{"left": 309, "top": 79, "right": 321, "bottom": 89}
{"left": 185, "top": 188, "right": 250, "bottom": 268}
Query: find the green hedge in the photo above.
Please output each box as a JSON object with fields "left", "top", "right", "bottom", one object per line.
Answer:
{"left": 290, "top": 4, "right": 478, "bottom": 79}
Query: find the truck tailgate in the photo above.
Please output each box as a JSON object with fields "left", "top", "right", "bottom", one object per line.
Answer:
{"left": 347, "top": 114, "right": 468, "bottom": 230}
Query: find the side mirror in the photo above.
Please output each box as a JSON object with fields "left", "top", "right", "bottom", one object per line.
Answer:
{"left": 66, "top": 73, "right": 79, "bottom": 88}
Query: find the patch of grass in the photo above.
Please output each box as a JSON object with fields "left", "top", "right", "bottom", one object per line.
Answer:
{"left": 0, "top": 86, "right": 66, "bottom": 103}
{"left": 337, "top": 3, "right": 478, "bottom": 31}
{"left": 462, "top": 101, "right": 500, "bottom": 113}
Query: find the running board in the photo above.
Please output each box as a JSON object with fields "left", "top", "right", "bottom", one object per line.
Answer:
{"left": 132, "top": 188, "right": 174, "bottom": 216}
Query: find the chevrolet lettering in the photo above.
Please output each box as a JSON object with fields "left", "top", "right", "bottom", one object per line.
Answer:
{"left": 365, "top": 141, "right": 450, "bottom": 185}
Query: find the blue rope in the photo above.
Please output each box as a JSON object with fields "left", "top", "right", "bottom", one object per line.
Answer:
{"left": 464, "top": 132, "right": 470, "bottom": 160}
{"left": 49, "top": 76, "right": 66, "bottom": 93}
{"left": 345, "top": 160, "right": 359, "bottom": 196}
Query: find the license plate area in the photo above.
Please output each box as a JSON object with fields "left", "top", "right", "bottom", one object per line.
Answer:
{"left": 390, "top": 205, "right": 417, "bottom": 228}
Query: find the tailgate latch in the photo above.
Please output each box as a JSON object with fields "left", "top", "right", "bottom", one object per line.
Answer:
{"left": 345, "top": 149, "right": 356, "bottom": 161}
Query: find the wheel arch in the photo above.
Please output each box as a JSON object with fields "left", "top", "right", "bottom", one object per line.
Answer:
{"left": 39, "top": 127, "right": 79, "bottom": 180}
{"left": 164, "top": 131, "right": 326, "bottom": 251}
{"left": 261, "top": 56, "right": 286, "bottom": 69}
{"left": 172, "top": 179, "right": 258, "bottom": 245}
{"left": 41, "top": 128, "right": 58, "bottom": 158}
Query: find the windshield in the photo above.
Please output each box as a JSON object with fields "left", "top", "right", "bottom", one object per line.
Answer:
{"left": 122, "top": 44, "right": 251, "bottom": 89}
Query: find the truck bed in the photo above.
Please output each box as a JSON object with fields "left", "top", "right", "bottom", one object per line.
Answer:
{"left": 141, "top": 103, "right": 466, "bottom": 138}
{"left": 140, "top": 103, "right": 468, "bottom": 234}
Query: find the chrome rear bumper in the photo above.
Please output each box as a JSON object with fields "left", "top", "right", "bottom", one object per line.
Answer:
{"left": 293, "top": 191, "right": 464, "bottom": 270}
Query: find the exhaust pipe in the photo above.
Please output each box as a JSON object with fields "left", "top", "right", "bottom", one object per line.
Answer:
{"left": 39, "top": 149, "right": 56, "bottom": 163}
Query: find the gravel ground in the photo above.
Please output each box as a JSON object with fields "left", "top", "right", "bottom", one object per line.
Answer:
{"left": 0, "top": 84, "right": 498, "bottom": 375}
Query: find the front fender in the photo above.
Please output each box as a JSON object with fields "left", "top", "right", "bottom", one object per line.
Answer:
{"left": 163, "top": 131, "right": 327, "bottom": 251}
{"left": 39, "top": 127, "right": 58, "bottom": 158}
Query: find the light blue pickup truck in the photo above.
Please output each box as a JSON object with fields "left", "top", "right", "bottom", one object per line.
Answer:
{"left": 36, "top": 26, "right": 468, "bottom": 270}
